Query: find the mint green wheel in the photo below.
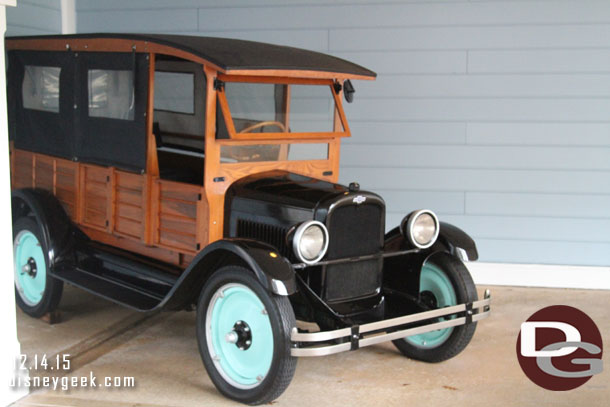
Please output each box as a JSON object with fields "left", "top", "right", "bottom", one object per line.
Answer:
{"left": 13, "top": 217, "right": 63, "bottom": 318}
{"left": 207, "top": 283, "right": 274, "bottom": 388}
{"left": 14, "top": 230, "right": 46, "bottom": 306}
{"left": 393, "top": 253, "right": 478, "bottom": 363}
{"left": 404, "top": 263, "right": 457, "bottom": 348}
{"left": 197, "top": 266, "right": 296, "bottom": 405}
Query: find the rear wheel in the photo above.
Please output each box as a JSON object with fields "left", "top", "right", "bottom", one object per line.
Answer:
{"left": 13, "top": 217, "right": 63, "bottom": 318}
{"left": 196, "top": 266, "right": 296, "bottom": 405}
{"left": 392, "top": 253, "right": 477, "bottom": 363}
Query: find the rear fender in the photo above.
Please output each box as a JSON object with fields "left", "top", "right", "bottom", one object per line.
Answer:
{"left": 11, "top": 188, "right": 78, "bottom": 268}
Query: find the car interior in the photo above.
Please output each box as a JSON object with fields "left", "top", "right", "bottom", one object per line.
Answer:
{"left": 153, "top": 56, "right": 205, "bottom": 185}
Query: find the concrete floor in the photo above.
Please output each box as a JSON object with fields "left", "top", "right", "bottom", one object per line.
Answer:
{"left": 11, "top": 284, "right": 610, "bottom": 407}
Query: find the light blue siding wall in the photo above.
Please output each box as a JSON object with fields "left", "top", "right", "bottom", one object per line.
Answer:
{"left": 7, "top": 0, "right": 61, "bottom": 36}
{"left": 75, "top": 0, "right": 610, "bottom": 267}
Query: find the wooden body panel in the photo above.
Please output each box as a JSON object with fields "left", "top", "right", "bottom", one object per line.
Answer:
{"left": 114, "top": 171, "right": 146, "bottom": 240}
{"left": 81, "top": 164, "right": 110, "bottom": 231}
{"left": 11, "top": 149, "right": 204, "bottom": 268}
{"left": 12, "top": 150, "right": 79, "bottom": 219}
{"left": 152, "top": 179, "right": 205, "bottom": 252}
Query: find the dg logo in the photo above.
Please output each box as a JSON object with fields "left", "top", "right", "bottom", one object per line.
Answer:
{"left": 516, "top": 305, "right": 603, "bottom": 391}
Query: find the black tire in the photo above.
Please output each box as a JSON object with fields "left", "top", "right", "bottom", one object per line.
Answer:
{"left": 13, "top": 217, "right": 63, "bottom": 318}
{"left": 392, "top": 253, "right": 478, "bottom": 363}
{"left": 196, "top": 266, "right": 297, "bottom": 405}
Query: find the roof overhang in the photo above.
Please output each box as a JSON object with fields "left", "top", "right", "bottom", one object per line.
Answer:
{"left": 6, "top": 34, "right": 376, "bottom": 81}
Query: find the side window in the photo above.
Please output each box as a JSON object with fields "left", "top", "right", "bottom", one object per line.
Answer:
{"left": 22, "top": 65, "right": 60, "bottom": 113}
{"left": 87, "top": 69, "right": 134, "bottom": 120}
{"left": 154, "top": 71, "right": 195, "bottom": 114}
{"left": 152, "top": 59, "right": 205, "bottom": 151}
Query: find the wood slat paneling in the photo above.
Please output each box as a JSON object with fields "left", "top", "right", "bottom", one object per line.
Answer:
{"left": 113, "top": 170, "right": 145, "bottom": 240}
{"left": 81, "top": 165, "right": 110, "bottom": 230}
{"left": 155, "top": 180, "right": 201, "bottom": 252}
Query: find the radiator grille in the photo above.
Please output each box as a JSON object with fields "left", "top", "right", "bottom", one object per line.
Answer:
{"left": 324, "top": 202, "right": 384, "bottom": 302}
{"left": 327, "top": 203, "right": 383, "bottom": 259}
{"left": 237, "top": 219, "right": 290, "bottom": 257}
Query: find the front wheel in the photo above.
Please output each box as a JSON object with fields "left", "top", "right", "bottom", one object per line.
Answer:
{"left": 392, "top": 253, "right": 478, "bottom": 363}
{"left": 196, "top": 266, "right": 297, "bottom": 405}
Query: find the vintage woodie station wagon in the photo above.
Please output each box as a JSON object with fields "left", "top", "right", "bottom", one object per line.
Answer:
{"left": 7, "top": 34, "right": 491, "bottom": 404}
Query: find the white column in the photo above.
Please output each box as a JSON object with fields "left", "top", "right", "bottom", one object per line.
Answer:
{"left": 0, "top": 1, "right": 28, "bottom": 406}
{"left": 61, "top": 0, "right": 75, "bottom": 34}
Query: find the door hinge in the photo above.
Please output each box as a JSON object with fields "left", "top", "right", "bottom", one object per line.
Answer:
{"left": 214, "top": 78, "right": 225, "bottom": 91}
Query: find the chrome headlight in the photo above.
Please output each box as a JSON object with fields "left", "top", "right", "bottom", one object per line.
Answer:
{"left": 401, "top": 209, "right": 440, "bottom": 249}
{"left": 293, "top": 220, "right": 329, "bottom": 264}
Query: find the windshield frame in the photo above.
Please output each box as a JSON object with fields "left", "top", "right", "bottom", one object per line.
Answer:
{"left": 216, "top": 74, "right": 351, "bottom": 141}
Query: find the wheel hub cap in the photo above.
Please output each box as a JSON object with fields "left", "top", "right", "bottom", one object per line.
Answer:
{"left": 21, "top": 257, "right": 38, "bottom": 277}
{"left": 227, "top": 320, "right": 253, "bottom": 350}
{"left": 206, "top": 283, "right": 274, "bottom": 389}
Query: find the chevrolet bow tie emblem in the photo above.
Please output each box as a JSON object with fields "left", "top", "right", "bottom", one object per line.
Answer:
{"left": 353, "top": 195, "right": 366, "bottom": 205}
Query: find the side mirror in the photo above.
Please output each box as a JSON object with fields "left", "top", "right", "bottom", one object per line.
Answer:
{"left": 343, "top": 80, "right": 355, "bottom": 103}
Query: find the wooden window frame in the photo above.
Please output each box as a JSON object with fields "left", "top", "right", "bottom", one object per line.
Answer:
{"left": 216, "top": 74, "right": 351, "bottom": 142}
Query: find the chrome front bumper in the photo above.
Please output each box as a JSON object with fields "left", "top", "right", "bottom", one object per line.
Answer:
{"left": 290, "top": 290, "right": 491, "bottom": 357}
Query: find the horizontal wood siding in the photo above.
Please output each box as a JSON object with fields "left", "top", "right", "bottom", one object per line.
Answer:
{"left": 81, "top": 164, "right": 109, "bottom": 231}
{"left": 113, "top": 171, "right": 145, "bottom": 240}
{"left": 71, "top": 1, "right": 610, "bottom": 266}
{"left": 154, "top": 180, "right": 202, "bottom": 253}
{"left": 11, "top": 150, "right": 78, "bottom": 218}
{"left": 12, "top": 150, "right": 33, "bottom": 189}
{"left": 54, "top": 159, "right": 78, "bottom": 218}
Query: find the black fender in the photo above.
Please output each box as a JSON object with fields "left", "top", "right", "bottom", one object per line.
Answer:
{"left": 382, "top": 221, "right": 477, "bottom": 299}
{"left": 11, "top": 188, "right": 78, "bottom": 269}
{"left": 160, "top": 239, "right": 297, "bottom": 311}
{"left": 384, "top": 221, "right": 478, "bottom": 261}
{"left": 435, "top": 222, "right": 478, "bottom": 261}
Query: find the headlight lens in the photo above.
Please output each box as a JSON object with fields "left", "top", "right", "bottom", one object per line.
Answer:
{"left": 293, "top": 221, "right": 329, "bottom": 264}
{"left": 402, "top": 210, "right": 440, "bottom": 249}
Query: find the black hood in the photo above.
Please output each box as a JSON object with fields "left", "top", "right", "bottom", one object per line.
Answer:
{"left": 226, "top": 171, "right": 348, "bottom": 211}
{"left": 224, "top": 171, "right": 384, "bottom": 240}
{"left": 224, "top": 171, "right": 386, "bottom": 269}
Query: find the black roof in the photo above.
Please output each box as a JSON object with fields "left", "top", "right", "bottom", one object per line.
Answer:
{"left": 7, "top": 33, "right": 376, "bottom": 79}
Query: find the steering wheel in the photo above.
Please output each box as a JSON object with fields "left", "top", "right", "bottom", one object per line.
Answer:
{"left": 238, "top": 121, "right": 286, "bottom": 134}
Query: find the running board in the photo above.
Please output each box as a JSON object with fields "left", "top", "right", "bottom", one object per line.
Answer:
{"left": 53, "top": 265, "right": 163, "bottom": 311}
{"left": 52, "top": 243, "right": 180, "bottom": 312}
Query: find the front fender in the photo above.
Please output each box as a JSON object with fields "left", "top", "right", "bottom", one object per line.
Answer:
{"left": 435, "top": 222, "right": 478, "bottom": 261}
{"left": 382, "top": 221, "right": 477, "bottom": 298}
{"left": 160, "top": 239, "right": 297, "bottom": 311}
{"left": 384, "top": 221, "right": 478, "bottom": 262}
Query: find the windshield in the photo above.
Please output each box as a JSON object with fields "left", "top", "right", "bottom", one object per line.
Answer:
{"left": 218, "top": 82, "right": 344, "bottom": 137}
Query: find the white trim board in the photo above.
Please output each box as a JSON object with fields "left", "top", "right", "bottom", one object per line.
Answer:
{"left": 466, "top": 262, "right": 610, "bottom": 290}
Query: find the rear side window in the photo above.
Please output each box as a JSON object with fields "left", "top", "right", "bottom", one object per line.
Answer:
{"left": 22, "top": 65, "right": 60, "bottom": 113}
{"left": 88, "top": 69, "right": 134, "bottom": 120}
{"left": 154, "top": 71, "right": 195, "bottom": 114}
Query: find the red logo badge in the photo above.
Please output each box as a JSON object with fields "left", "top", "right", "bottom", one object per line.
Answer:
{"left": 516, "top": 305, "right": 603, "bottom": 391}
